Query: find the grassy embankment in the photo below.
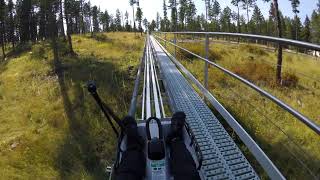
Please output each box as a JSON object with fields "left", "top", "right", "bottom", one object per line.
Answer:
{"left": 0, "top": 32, "right": 144, "bottom": 179}
{"left": 158, "top": 35, "right": 320, "bottom": 179}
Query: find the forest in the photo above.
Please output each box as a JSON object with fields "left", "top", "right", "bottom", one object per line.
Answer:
{"left": 1, "top": 0, "right": 320, "bottom": 61}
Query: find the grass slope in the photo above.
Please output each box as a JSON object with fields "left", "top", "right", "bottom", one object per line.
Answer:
{"left": 0, "top": 32, "right": 144, "bottom": 179}
{"left": 160, "top": 37, "right": 320, "bottom": 179}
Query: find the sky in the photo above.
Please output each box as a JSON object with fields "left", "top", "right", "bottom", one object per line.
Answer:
{"left": 91, "top": 0, "right": 318, "bottom": 24}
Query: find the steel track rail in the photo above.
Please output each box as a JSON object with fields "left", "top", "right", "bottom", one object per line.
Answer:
{"left": 152, "top": 36, "right": 286, "bottom": 179}
{"left": 158, "top": 32, "right": 320, "bottom": 51}
{"left": 154, "top": 34, "right": 320, "bottom": 135}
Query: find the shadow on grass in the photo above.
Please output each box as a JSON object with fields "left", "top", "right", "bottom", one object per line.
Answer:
{"left": 54, "top": 54, "right": 131, "bottom": 179}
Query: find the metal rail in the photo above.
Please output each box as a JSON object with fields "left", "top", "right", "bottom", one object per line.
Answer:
{"left": 152, "top": 36, "right": 285, "bottom": 179}
{"left": 149, "top": 39, "right": 161, "bottom": 118}
{"left": 150, "top": 43, "right": 166, "bottom": 117}
{"left": 129, "top": 40, "right": 146, "bottom": 117}
{"left": 158, "top": 32, "right": 320, "bottom": 51}
{"left": 154, "top": 34, "right": 320, "bottom": 135}
{"left": 146, "top": 40, "right": 152, "bottom": 118}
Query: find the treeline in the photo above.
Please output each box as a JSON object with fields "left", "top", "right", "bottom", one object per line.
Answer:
{"left": 156, "top": 0, "right": 320, "bottom": 44}
{"left": 155, "top": 0, "right": 320, "bottom": 83}
{"left": 0, "top": 0, "right": 152, "bottom": 60}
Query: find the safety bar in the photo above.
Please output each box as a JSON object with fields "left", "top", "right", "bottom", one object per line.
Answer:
{"left": 154, "top": 34, "right": 320, "bottom": 135}
{"left": 158, "top": 32, "right": 320, "bottom": 51}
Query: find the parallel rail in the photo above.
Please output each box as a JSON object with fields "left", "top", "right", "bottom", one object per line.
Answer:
{"left": 159, "top": 32, "right": 320, "bottom": 51}
{"left": 154, "top": 32, "right": 320, "bottom": 135}
{"left": 152, "top": 36, "right": 285, "bottom": 180}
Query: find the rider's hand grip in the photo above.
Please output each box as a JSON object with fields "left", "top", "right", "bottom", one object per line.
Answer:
{"left": 87, "top": 81, "right": 97, "bottom": 94}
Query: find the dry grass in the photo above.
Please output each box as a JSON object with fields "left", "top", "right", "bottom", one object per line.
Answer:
{"left": 160, "top": 38, "right": 320, "bottom": 179}
{"left": 0, "top": 32, "right": 144, "bottom": 179}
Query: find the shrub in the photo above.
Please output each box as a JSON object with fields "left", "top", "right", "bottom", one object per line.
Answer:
{"left": 92, "top": 33, "right": 111, "bottom": 42}
{"left": 240, "top": 44, "right": 267, "bottom": 56}
{"left": 177, "top": 43, "right": 222, "bottom": 61}
{"left": 31, "top": 44, "right": 46, "bottom": 59}
{"left": 282, "top": 72, "right": 299, "bottom": 87}
{"left": 232, "top": 62, "right": 275, "bottom": 85}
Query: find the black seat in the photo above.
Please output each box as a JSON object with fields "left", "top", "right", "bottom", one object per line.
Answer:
{"left": 115, "top": 116, "right": 145, "bottom": 180}
{"left": 167, "top": 112, "right": 201, "bottom": 180}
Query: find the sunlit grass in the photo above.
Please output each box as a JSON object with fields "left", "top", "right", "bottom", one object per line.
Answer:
{"left": 0, "top": 32, "right": 144, "bottom": 179}
{"left": 159, "top": 37, "right": 320, "bottom": 179}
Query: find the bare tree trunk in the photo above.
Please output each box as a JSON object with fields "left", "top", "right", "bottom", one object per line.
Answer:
{"left": 133, "top": 6, "right": 136, "bottom": 35}
{"left": 65, "top": 15, "right": 74, "bottom": 54}
{"left": 48, "top": 1, "right": 60, "bottom": 73}
{"left": 1, "top": 42, "right": 5, "bottom": 61}
{"left": 1, "top": 23, "right": 5, "bottom": 60}
{"left": 59, "top": 0, "right": 66, "bottom": 40}
{"left": 273, "top": 0, "right": 283, "bottom": 84}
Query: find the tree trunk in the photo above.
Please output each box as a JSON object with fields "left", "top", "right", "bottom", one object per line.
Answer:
{"left": 1, "top": 23, "right": 5, "bottom": 61}
{"left": 237, "top": 5, "right": 240, "bottom": 33}
{"left": 65, "top": 16, "right": 74, "bottom": 54}
{"left": 1, "top": 42, "right": 5, "bottom": 61}
{"left": 48, "top": 2, "right": 60, "bottom": 73}
{"left": 59, "top": 0, "right": 66, "bottom": 40}
{"left": 273, "top": 0, "right": 283, "bottom": 84}
{"left": 247, "top": 2, "right": 250, "bottom": 25}
{"left": 133, "top": 7, "right": 136, "bottom": 35}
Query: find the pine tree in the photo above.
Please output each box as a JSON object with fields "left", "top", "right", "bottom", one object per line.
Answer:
{"left": 92, "top": 6, "right": 100, "bottom": 32}
{"left": 149, "top": 20, "right": 156, "bottom": 31}
{"left": 58, "top": 0, "right": 65, "bottom": 39}
{"left": 129, "top": 0, "right": 137, "bottom": 33}
{"left": 263, "top": 0, "right": 283, "bottom": 83}
{"left": 143, "top": 18, "right": 148, "bottom": 31}
{"left": 241, "top": 0, "right": 257, "bottom": 26}
{"left": 185, "top": 0, "right": 196, "bottom": 30}
{"left": 163, "top": 0, "right": 169, "bottom": 31}
{"left": 211, "top": 0, "right": 221, "bottom": 31}
{"left": 38, "top": 0, "right": 47, "bottom": 40}
{"left": 82, "top": 1, "right": 92, "bottom": 33}
{"left": 45, "top": 0, "right": 60, "bottom": 70}
{"left": 302, "top": 15, "right": 311, "bottom": 42}
{"left": 179, "top": 0, "right": 187, "bottom": 30}
{"left": 220, "top": 7, "right": 232, "bottom": 32}
{"left": 0, "top": 0, "right": 6, "bottom": 60}
{"left": 250, "top": 5, "right": 264, "bottom": 34}
{"left": 291, "top": 16, "right": 302, "bottom": 40}
{"left": 124, "top": 11, "right": 131, "bottom": 31}
{"left": 64, "top": 0, "right": 75, "bottom": 54}
{"left": 289, "top": 0, "right": 300, "bottom": 40}
{"left": 310, "top": 10, "right": 320, "bottom": 44}
{"left": 231, "top": 0, "right": 241, "bottom": 33}
{"left": 136, "top": 7, "right": 143, "bottom": 35}
{"left": 203, "top": 0, "right": 210, "bottom": 31}
{"left": 20, "top": 0, "right": 32, "bottom": 42}
{"left": 115, "top": 9, "right": 122, "bottom": 31}
{"left": 156, "top": 12, "right": 160, "bottom": 30}
{"left": 168, "top": 0, "right": 177, "bottom": 31}
{"left": 7, "top": 0, "right": 15, "bottom": 49}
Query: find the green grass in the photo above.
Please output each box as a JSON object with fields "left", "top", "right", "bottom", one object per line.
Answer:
{"left": 161, "top": 38, "right": 320, "bottom": 179}
{"left": 0, "top": 32, "right": 144, "bottom": 179}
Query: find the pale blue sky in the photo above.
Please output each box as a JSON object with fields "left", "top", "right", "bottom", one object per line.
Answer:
{"left": 92, "top": 0, "right": 318, "bottom": 24}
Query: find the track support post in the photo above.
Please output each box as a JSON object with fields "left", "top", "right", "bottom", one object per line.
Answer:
{"left": 174, "top": 33, "right": 177, "bottom": 58}
{"left": 165, "top": 33, "right": 167, "bottom": 48}
{"left": 204, "top": 33, "right": 209, "bottom": 90}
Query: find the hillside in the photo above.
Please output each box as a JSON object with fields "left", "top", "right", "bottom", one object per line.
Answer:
{"left": 0, "top": 32, "right": 144, "bottom": 179}
{"left": 161, "top": 38, "right": 320, "bottom": 179}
